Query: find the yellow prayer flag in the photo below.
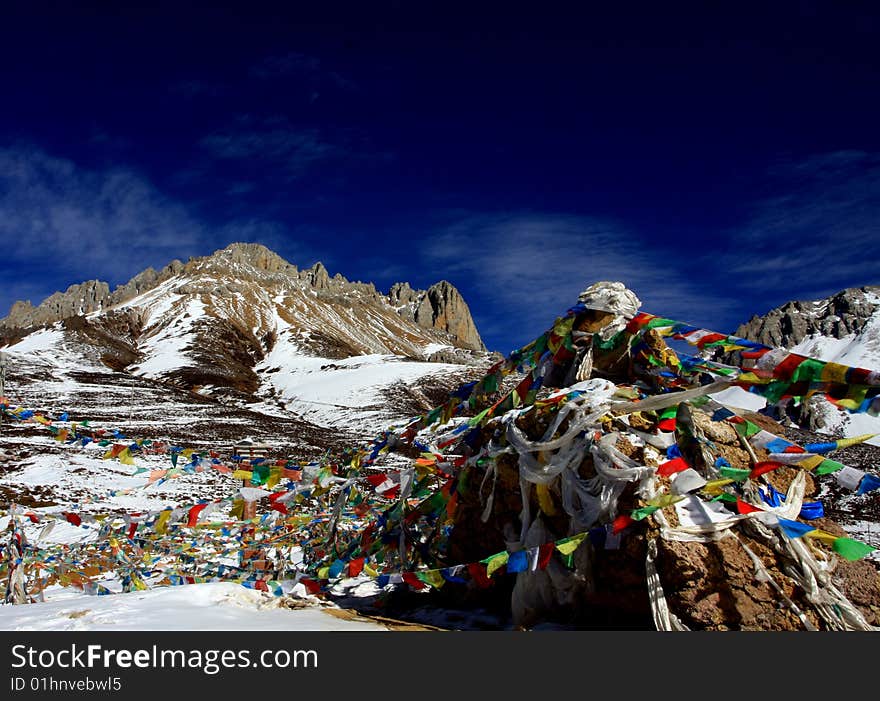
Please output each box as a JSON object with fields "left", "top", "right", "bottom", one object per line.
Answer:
{"left": 420, "top": 570, "right": 446, "bottom": 588}
{"left": 154, "top": 511, "right": 172, "bottom": 535}
{"left": 649, "top": 494, "right": 686, "bottom": 508}
{"left": 702, "top": 478, "right": 734, "bottom": 495}
{"left": 555, "top": 533, "right": 588, "bottom": 556}
{"left": 820, "top": 362, "right": 849, "bottom": 385}
{"left": 805, "top": 530, "right": 838, "bottom": 544}
{"left": 795, "top": 455, "right": 825, "bottom": 471}
{"left": 835, "top": 434, "right": 878, "bottom": 449}
{"left": 266, "top": 466, "right": 282, "bottom": 489}
{"left": 536, "top": 483, "right": 557, "bottom": 515}
{"left": 485, "top": 552, "right": 509, "bottom": 578}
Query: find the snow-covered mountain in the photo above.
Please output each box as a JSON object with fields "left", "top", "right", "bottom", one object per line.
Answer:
{"left": 735, "top": 286, "right": 880, "bottom": 444}
{"left": 0, "top": 243, "right": 496, "bottom": 440}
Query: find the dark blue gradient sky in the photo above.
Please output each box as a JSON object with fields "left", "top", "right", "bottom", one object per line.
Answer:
{"left": 2, "top": 2, "right": 879, "bottom": 354}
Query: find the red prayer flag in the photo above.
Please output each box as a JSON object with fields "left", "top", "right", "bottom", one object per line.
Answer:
{"left": 612, "top": 514, "right": 635, "bottom": 534}
{"left": 772, "top": 354, "right": 806, "bottom": 381}
{"left": 401, "top": 572, "right": 426, "bottom": 590}
{"left": 348, "top": 557, "right": 365, "bottom": 577}
{"left": 626, "top": 312, "right": 653, "bottom": 333}
{"left": 736, "top": 498, "right": 763, "bottom": 514}
{"left": 847, "top": 367, "right": 872, "bottom": 385}
{"left": 750, "top": 461, "right": 784, "bottom": 479}
{"left": 467, "top": 562, "right": 492, "bottom": 588}
{"left": 657, "top": 457, "right": 689, "bottom": 477}
{"left": 301, "top": 578, "right": 322, "bottom": 595}
{"left": 64, "top": 512, "right": 82, "bottom": 527}
{"left": 446, "top": 492, "right": 458, "bottom": 517}
{"left": 537, "top": 542, "right": 556, "bottom": 570}
{"left": 695, "top": 332, "right": 726, "bottom": 349}
{"left": 127, "top": 522, "right": 138, "bottom": 539}
{"left": 187, "top": 503, "right": 209, "bottom": 527}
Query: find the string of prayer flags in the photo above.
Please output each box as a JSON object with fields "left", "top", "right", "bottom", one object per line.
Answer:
{"left": 775, "top": 518, "right": 877, "bottom": 561}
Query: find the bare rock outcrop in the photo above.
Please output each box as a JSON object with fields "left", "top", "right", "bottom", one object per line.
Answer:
{"left": 735, "top": 286, "right": 880, "bottom": 348}
{"left": 390, "top": 280, "right": 486, "bottom": 351}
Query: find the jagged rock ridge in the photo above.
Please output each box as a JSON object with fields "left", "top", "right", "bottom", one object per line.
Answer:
{"left": 1, "top": 242, "right": 486, "bottom": 352}
{"left": 735, "top": 286, "right": 880, "bottom": 349}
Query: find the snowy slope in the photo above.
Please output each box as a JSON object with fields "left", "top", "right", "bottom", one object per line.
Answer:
{"left": 790, "top": 291, "right": 880, "bottom": 446}
{"left": 0, "top": 582, "right": 390, "bottom": 630}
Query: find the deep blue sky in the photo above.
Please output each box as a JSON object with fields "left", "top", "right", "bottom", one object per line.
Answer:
{"left": 2, "top": 2, "right": 879, "bottom": 355}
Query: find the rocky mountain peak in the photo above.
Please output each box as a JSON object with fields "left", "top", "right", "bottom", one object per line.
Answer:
{"left": 735, "top": 285, "right": 880, "bottom": 349}
{"left": 302, "top": 261, "right": 330, "bottom": 290}
{"left": 389, "top": 280, "right": 485, "bottom": 351}
{"left": 2, "top": 279, "right": 111, "bottom": 329}
{"left": 207, "top": 242, "right": 297, "bottom": 274}
{"left": 421, "top": 280, "right": 485, "bottom": 351}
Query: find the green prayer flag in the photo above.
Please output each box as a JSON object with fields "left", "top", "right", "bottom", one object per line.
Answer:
{"left": 426, "top": 406, "right": 443, "bottom": 425}
{"left": 482, "top": 373, "right": 500, "bottom": 395}
{"left": 631, "top": 505, "right": 660, "bottom": 521}
{"left": 815, "top": 459, "right": 844, "bottom": 476}
{"left": 468, "top": 408, "right": 491, "bottom": 427}
{"left": 832, "top": 537, "right": 876, "bottom": 561}
{"left": 645, "top": 317, "right": 676, "bottom": 329}
{"left": 711, "top": 493, "right": 738, "bottom": 503}
{"left": 719, "top": 466, "right": 751, "bottom": 482}
{"left": 791, "top": 357, "right": 825, "bottom": 384}
{"left": 741, "top": 421, "right": 763, "bottom": 438}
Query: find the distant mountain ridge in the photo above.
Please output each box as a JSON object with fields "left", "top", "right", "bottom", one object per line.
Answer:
{"left": 0, "top": 242, "right": 486, "bottom": 353}
{"left": 0, "top": 243, "right": 494, "bottom": 438}
{"left": 735, "top": 285, "right": 880, "bottom": 354}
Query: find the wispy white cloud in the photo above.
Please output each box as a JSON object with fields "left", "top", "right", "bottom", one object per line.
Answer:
{"left": 421, "top": 213, "right": 744, "bottom": 353}
{"left": 199, "top": 114, "right": 393, "bottom": 189}
{"left": 0, "top": 145, "right": 324, "bottom": 318}
{"left": 717, "top": 150, "right": 880, "bottom": 306}
{"left": 0, "top": 146, "right": 209, "bottom": 272}
{"left": 200, "top": 116, "right": 339, "bottom": 179}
